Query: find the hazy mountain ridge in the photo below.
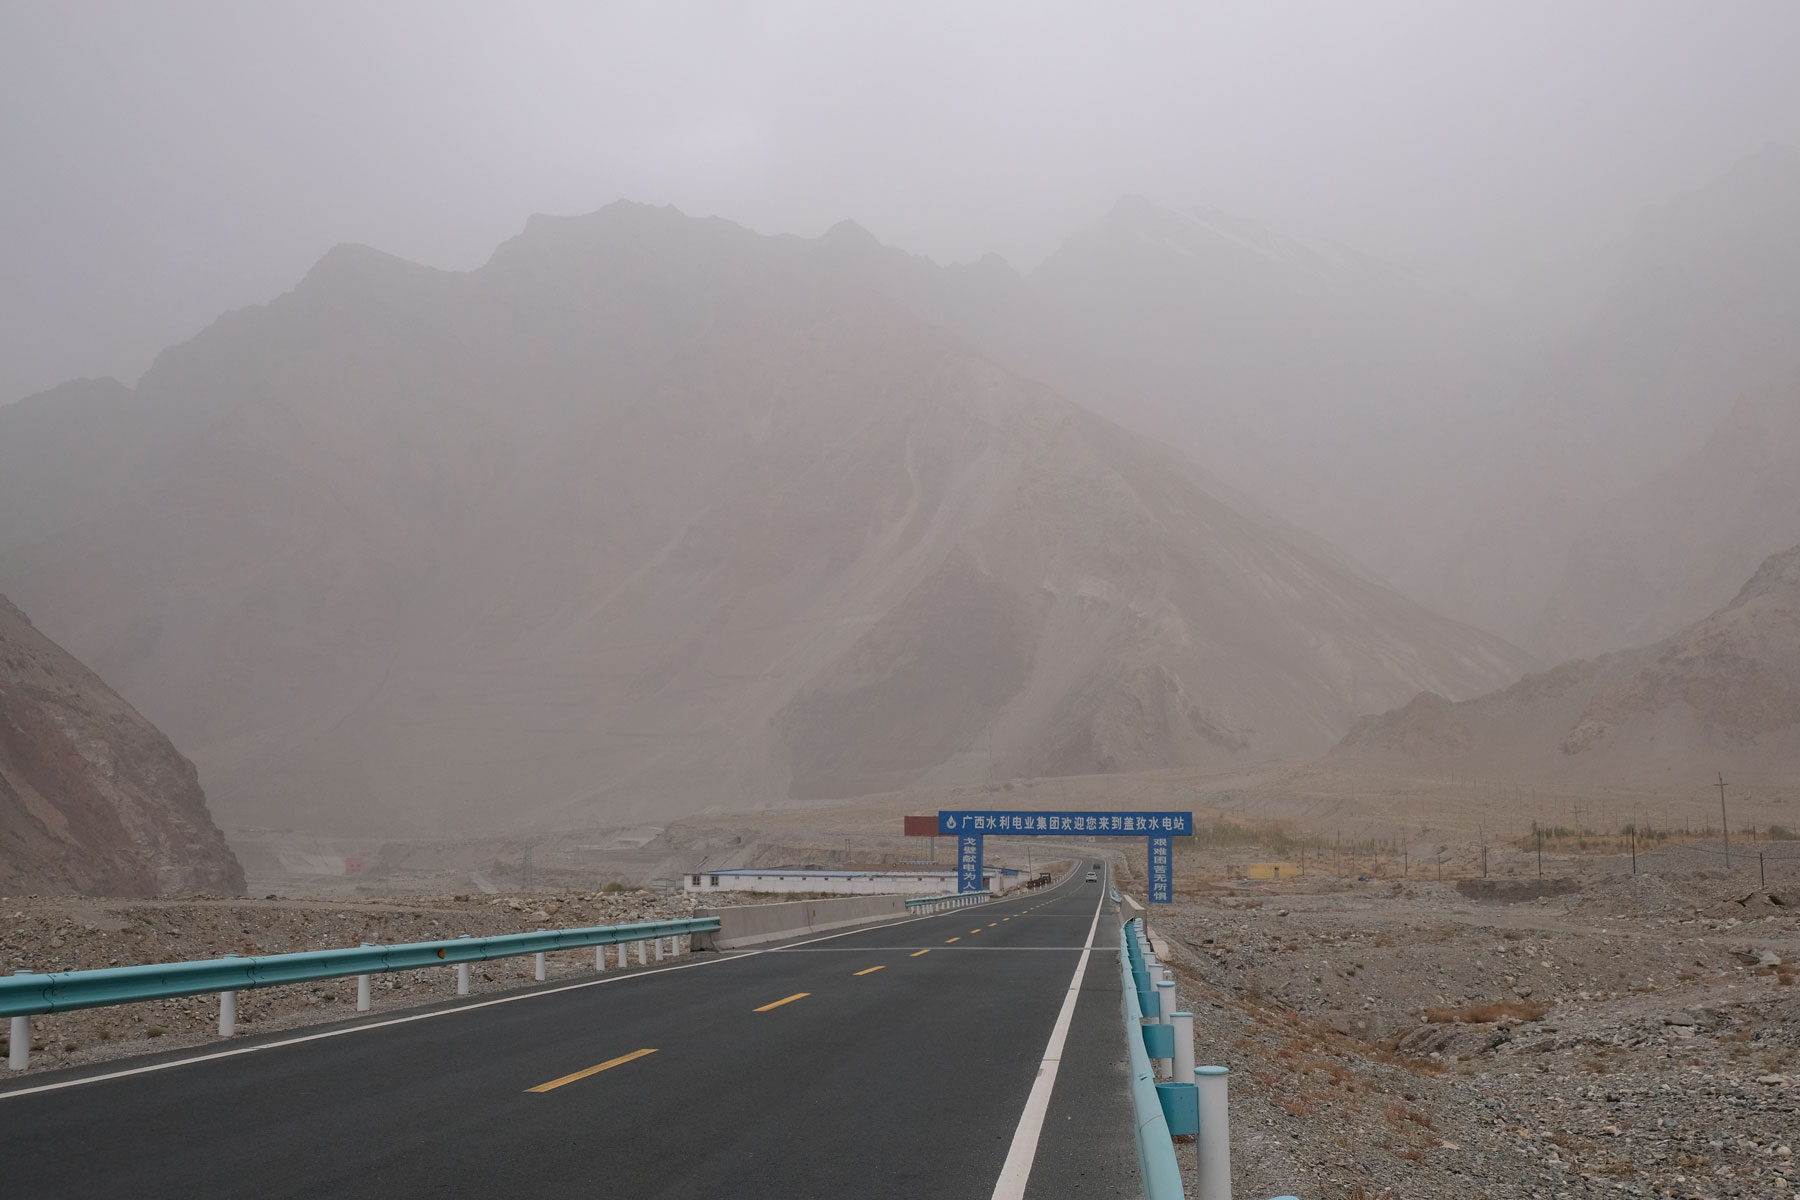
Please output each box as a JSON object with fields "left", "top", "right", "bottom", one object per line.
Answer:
{"left": 0, "top": 203, "right": 1530, "bottom": 834}
{"left": 1332, "top": 543, "right": 1800, "bottom": 782}
{"left": 1530, "top": 380, "right": 1800, "bottom": 661}
{"left": 830, "top": 148, "right": 1800, "bottom": 661}
{"left": 1444, "top": 144, "right": 1800, "bottom": 649}
{"left": 0, "top": 594, "right": 244, "bottom": 896}
{"left": 820, "top": 194, "right": 1522, "bottom": 597}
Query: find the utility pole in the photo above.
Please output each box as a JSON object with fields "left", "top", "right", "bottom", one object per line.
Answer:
{"left": 1630, "top": 825, "right": 1636, "bottom": 875}
{"left": 1717, "top": 773, "right": 1731, "bottom": 867}
{"left": 1480, "top": 824, "right": 1488, "bottom": 879}
{"left": 1536, "top": 829, "right": 1543, "bottom": 879}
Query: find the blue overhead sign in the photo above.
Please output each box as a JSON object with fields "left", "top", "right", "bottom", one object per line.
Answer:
{"left": 940, "top": 810, "right": 1190, "bottom": 901}
{"left": 937, "top": 811, "right": 1192, "bottom": 837}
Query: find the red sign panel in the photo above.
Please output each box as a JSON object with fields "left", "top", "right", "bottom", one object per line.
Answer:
{"left": 903, "top": 815, "right": 937, "bottom": 837}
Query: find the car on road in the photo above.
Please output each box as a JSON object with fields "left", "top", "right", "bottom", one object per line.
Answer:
{"left": 1085, "top": 871, "right": 1097, "bottom": 882}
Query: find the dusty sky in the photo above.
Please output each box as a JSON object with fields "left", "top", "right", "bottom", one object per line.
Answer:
{"left": 3, "top": 1, "right": 1798, "bottom": 404}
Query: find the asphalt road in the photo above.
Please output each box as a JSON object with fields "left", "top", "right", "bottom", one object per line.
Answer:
{"left": 0, "top": 862, "right": 1134, "bottom": 1199}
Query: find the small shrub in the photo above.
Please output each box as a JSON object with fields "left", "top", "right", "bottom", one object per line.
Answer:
{"left": 146, "top": 1026, "right": 165, "bottom": 1038}
{"left": 1423, "top": 999, "right": 1550, "bottom": 1024}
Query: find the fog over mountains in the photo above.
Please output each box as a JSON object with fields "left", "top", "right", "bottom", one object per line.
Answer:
{"left": 0, "top": 204, "right": 1535, "bottom": 834}
{"left": 835, "top": 144, "right": 1800, "bottom": 661}
{"left": 3, "top": 146, "right": 1797, "bottom": 838}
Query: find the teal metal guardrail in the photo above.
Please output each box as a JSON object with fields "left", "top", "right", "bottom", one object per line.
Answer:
{"left": 904, "top": 890, "right": 992, "bottom": 914}
{"left": 1121, "top": 918, "right": 1187, "bottom": 1199}
{"left": 0, "top": 916, "right": 720, "bottom": 1019}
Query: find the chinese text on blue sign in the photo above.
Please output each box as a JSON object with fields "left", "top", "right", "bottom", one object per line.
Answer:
{"left": 937, "top": 812, "right": 1193, "bottom": 836}
{"left": 957, "top": 832, "right": 982, "bottom": 894}
{"left": 1148, "top": 833, "right": 1172, "bottom": 903}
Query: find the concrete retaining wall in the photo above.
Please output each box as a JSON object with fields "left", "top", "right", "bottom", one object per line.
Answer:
{"left": 692, "top": 893, "right": 912, "bottom": 950}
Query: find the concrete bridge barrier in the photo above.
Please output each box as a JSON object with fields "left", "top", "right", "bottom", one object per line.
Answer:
{"left": 692, "top": 894, "right": 913, "bottom": 950}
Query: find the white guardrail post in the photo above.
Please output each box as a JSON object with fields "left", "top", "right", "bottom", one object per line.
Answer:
{"left": 534, "top": 928, "right": 547, "bottom": 981}
{"left": 357, "top": 943, "right": 373, "bottom": 1011}
{"left": 1154, "top": 979, "right": 1175, "bottom": 1075}
{"left": 219, "top": 954, "right": 240, "bottom": 1037}
{"left": 1172, "top": 1012, "right": 1195, "bottom": 1085}
{"left": 635, "top": 940, "right": 646, "bottom": 965}
{"left": 456, "top": 935, "right": 472, "bottom": 995}
{"left": 595, "top": 944, "right": 606, "bottom": 972}
{"left": 1196, "top": 1065, "right": 1232, "bottom": 1200}
{"left": 9, "top": 970, "right": 31, "bottom": 1070}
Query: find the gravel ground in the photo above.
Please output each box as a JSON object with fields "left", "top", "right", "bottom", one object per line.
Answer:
{"left": 1141, "top": 867, "right": 1799, "bottom": 1200}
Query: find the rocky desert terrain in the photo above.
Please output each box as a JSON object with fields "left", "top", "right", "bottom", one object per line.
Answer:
{"left": 1128, "top": 844, "right": 1800, "bottom": 1200}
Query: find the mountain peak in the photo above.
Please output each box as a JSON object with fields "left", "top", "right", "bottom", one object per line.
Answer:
{"left": 292, "top": 242, "right": 437, "bottom": 302}
{"left": 819, "top": 218, "right": 880, "bottom": 247}
{"left": 1725, "top": 542, "right": 1800, "bottom": 612}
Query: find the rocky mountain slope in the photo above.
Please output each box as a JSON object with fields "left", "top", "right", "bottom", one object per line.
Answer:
{"left": 0, "top": 594, "right": 244, "bottom": 896}
{"left": 0, "top": 204, "right": 1529, "bottom": 835}
{"left": 812, "top": 196, "right": 1520, "bottom": 596}
{"left": 1333, "top": 544, "right": 1800, "bottom": 783}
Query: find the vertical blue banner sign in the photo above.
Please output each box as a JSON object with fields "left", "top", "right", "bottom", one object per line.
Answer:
{"left": 957, "top": 831, "right": 984, "bottom": 894}
{"left": 1147, "top": 833, "right": 1173, "bottom": 903}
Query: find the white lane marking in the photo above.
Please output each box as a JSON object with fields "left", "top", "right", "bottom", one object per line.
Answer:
{"left": 989, "top": 865, "right": 1108, "bottom": 1200}
{"left": 0, "top": 866, "right": 1079, "bottom": 1101}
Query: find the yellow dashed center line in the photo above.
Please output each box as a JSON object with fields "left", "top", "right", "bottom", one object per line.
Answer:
{"left": 945, "top": 937, "right": 960, "bottom": 943}
{"left": 970, "top": 928, "right": 982, "bottom": 934}
{"left": 526, "top": 1048, "right": 657, "bottom": 1093}
{"left": 910, "top": 949, "right": 931, "bottom": 957}
{"left": 988, "top": 922, "right": 998, "bottom": 927}
{"left": 754, "top": 992, "right": 811, "bottom": 1012}
{"left": 853, "top": 965, "right": 886, "bottom": 976}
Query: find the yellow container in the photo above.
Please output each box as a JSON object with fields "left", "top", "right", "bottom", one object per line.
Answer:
{"left": 1245, "top": 861, "right": 1300, "bottom": 880}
